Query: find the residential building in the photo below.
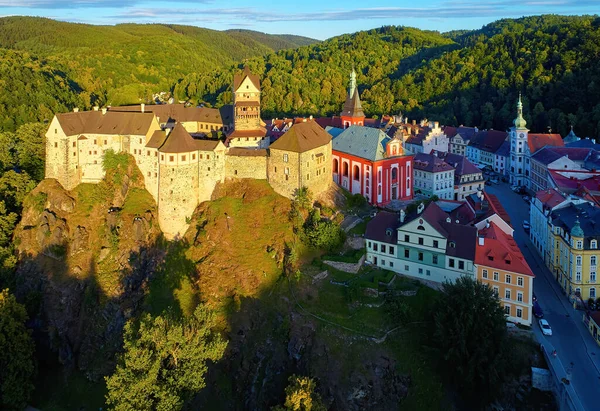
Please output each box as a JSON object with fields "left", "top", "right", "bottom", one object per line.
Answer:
{"left": 548, "top": 202, "right": 600, "bottom": 300}
{"left": 530, "top": 189, "right": 569, "bottom": 264}
{"left": 445, "top": 126, "right": 477, "bottom": 156}
{"left": 404, "top": 121, "right": 449, "bottom": 154}
{"left": 365, "top": 202, "right": 477, "bottom": 284}
{"left": 548, "top": 170, "right": 600, "bottom": 199}
{"left": 432, "top": 151, "right": 484, "bottom": 201}
{"left": 332, "top": 125, "right": 412, "bottom": 205}
{"left": 494, "top": 140, "right": 510, "bottom": 176}
{"left": 583, "top": 312, "right": 600, "bottom": 347}
{"left": 413, "top": 152, "right": 455, "bottom": 200}
{"left": 475, "top": 222, "right": 535, "bottom": 326}
{"left": 465, "top": 129, "right": 508, "bottom": 169}
{"left": 529, "top": 147, "right": 591, "bottom": 193}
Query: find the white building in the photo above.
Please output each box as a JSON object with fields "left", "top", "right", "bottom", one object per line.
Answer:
{"left": 413, "top": 152, "right": 455, "bottom": 200}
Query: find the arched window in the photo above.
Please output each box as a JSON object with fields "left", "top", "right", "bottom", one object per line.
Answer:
{"left": 591, "top": 287, "right": 597, "bottom": 299}
{"left": 392, "top": 168, "right": 398, "bottom": 180}
{"left": 342, "top": 162, "right": 349, "bottom": 177}
{"left": 333, "top": 158, "right": 339, "bottom": 174}
{"left": 417, "top": 225, "right": 425, "bottom": 231}
{"left": 592, "top": 240, "right": 598, "bottom": 249}
{"left": 592, "top": 256, "right": 597, "bottom": 266}
{"left": 353, "top": 165, "right": 360, "bottom": 181}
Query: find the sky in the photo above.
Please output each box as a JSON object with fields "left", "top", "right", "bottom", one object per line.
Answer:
{"left": 0, "top": 0, "right": 598, "bottom": 40}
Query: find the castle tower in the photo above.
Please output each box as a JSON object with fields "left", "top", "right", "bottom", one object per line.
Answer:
{"left": 227, "top": 67, "right": 268, "bottom": 148}
{"left": 509, "top": 93, "right": 529, "bottom": 187}
{"left": 340, "top": 68, "right": 365, "bottom": 129}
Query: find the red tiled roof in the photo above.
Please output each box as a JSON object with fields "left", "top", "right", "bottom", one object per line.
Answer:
{"left": 476, "top": 222, "right": 534, "bottom": 276}
{"left": 549, "top": 170, "right": 600, "bottom": 193}
{"left": 528, "top": 133, "right": 564, "bottom": 153}
{"left": 485, "top": 193, "right": 511, "bottom": 226}
{"left": 535, "top": 188, "right": 566, "bottom": 209}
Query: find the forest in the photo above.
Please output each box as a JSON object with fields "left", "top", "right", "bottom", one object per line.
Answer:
{"left": 175, "top": 15, "right": 600, "bottom": 138}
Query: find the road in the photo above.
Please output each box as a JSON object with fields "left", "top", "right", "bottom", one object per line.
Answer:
{"left": 485, "top": 182, "right": 600, "bottom": 410}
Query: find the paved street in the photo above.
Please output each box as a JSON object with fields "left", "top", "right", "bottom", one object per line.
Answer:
{"left": 485, "top": 182, "right": 600, "bottom": 411}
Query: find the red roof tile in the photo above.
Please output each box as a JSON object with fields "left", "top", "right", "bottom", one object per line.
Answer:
{"left": 476, "top": 222, "right": 534, "bottom": 276}
{"left": 528, "top": 133, "right": 564, "bottom": 153}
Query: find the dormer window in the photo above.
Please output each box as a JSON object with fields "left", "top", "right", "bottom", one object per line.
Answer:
{"left": 592, "top": 240, "right": 597, "bottom": 249}
{"left": 386, "top": 228, "right": 393, "bottom": 236}
{"left": 488, "top": 256, "right": 494, "bottom": 261}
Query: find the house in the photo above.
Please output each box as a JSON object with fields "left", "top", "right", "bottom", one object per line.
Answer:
{"left": 529, "top": 189, "right": 569, "bottom": 264}
{"left": 583, "top": 311, "right": 600, "bottom": 347}
{"left": 365, "top": 202, "right": 477, "bottom": 284}
{"left": 332, "top": 125, "right": 412, "bottom": 205}
{"left": 432, "top": 151, "right": 484, "bottom": 201}
{"left": 547, "top": 202, "right": 600, "bottom": 300}
{"left": 467, "top": 191, "right": 513, "bottom": 234}
{"left": 404, "top": 121, "right": 449, "bottom": 155}
{"left": 445, "top": 126, "right": 477, "bottom": 156}
{"left": 413, "top": 152, "right": 455, "bottom": 200}
{"left": 529, "top": 147, "right": 592, "bottom": 193}
{"left": 493, "top": 140, "right": 510, "bottom": 176}
{"left": 548, "top": 170, "right": 600, "bottom": 198}
{"left": 475, "top": 222, "right": 535, "bottom": 326}
{"left": 465, "top": 129, "right": 508, "bottom": 169}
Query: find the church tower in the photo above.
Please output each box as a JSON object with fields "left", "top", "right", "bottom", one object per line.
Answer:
{"left": 340, "top": 68, "right": 365, "bottom": 129}
{"left": 509, "top": 94, "right": 529, "bottom": 187}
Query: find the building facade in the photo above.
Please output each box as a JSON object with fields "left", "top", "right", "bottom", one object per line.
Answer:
{"left": 475, "top": 222, "right": 535, "bottom": 326}
{"left": 509, "top": 95, "right": 530, "bottom": 187}
{"left": 413, "top": 152, "right": 455, "bottom": 200}
{"left": 433, "top": 151, "right": 484, "bottom": 201}
{"left": 332, "top": 126, "right": 412, "bottom": 205}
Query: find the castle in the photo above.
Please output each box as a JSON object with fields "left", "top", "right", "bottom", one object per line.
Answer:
{"left": 45, "top": 68, "right": 332, "bottom": 239}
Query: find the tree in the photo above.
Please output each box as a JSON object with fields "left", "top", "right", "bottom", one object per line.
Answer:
{"left": 433, "top": 276, "right": 508, "bottom": 407}
{"left": 105, "top": 305, "right": 227, "bottom": 411}
{"left": 0, "top": 289, "right": 36, "bottom": 410}
{"left": 273, "top": 375, "right": 327, "bottom": 411}
{"left": 294, "top": 186, "right": 313, "bottom": 211}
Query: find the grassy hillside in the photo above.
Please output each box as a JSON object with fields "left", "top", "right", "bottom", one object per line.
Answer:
{"left": 0, "top": 16, "right": 319, "bottom": 130}
{"left": 177, "top": 15, "right": 600, "bottom": 138}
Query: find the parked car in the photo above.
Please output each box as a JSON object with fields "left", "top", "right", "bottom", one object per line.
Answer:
{"left": 522, "top": 220, "right": 530, "bottom": 232}
{"left": 485, "top": 180, "right": 493, "bottom": 186}
{"left": 539, "top": 319, "right": 552, "bottom": 336}
{"left": 490, "top": 178, "right": 499, "bottom": 184}
{"left": 533, "top": 301, "right": 543, "bottom": 318}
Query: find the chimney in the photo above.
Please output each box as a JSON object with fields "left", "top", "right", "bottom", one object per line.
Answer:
{"left": 101, "top": 107, "right": 107, "bottom": 115}
{"left": 478, "top": 236, "right": 485, "bottom": 246}
{"left": 400, "top": 209, "right": 406, "bottom": 223}
{"left": 73, "top": 107, "right": 79, "bottom": 113}
{"left": 446, "top": 217, "right": 451, "bottom": 223}
{"left": 93, "top": 106, "right": 99, "bottom": 111}
{"left": 141, "top": 103, "right": 145, "bottom": 113}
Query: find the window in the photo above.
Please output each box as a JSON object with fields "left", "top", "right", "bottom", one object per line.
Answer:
{"left": 418, "top": 268, "right": 423, "bottom": 274}
{"left": 389, "top": 261, "right": 394, "bottom": 268}
{"left": 381, "top": 245, "right": 386, "bottom": 253}
{"left": 591, "top": 288, "right": 597, "bottom": 299}
{"left": 368, "top": 241, "right": 372, "bottom": 249}
{"left": 433, "top": 255, "right": 438, "bottom": 264}
{"left": 577, "top": 240, "right": 583, "bottom": 249}
{"left": 382, "top": 259, "right": 386, "bottom": 266}
{"left": 54, "top": 142, "right": 58, "bottom": 148}
{"left": 418, "top": 237, "right": 424, "bottom": 245}
{"left": 404, "top": 249, "right": 410, "bottom": 258}
{"left": 493, "top": 272, "right": 499, "bottom": 281}
{"left": 516, "top": 308, "right": 522, "bottom": 318}
{"left": 505, "top": 289, "right": 511, "bottom": 299}
{"left": 207, "top": 155, "right": 210, "bottom": 160}
{"left": 576, "top": 256, "right": 582, "bottom": 266}
{"left": 506, "top": 274, "right": 511, "bottom": 284}
{"left": 169, "top": 155, "right": 174, "bottom": 162}
{"left": 592, "top": 272, "right": 597, "bottom": 282}
{"left": 181, "top": 155, "right": 186, "bottom": 161}
{"left": 373, "top": 243, "right": 378, "bottom": 252}
{"left": 482, "top": 269, "right": 488, "bottom": 279}
{"left": 433, "top": 240, "right": 439, "bottom": 248}
{"left": 504, "top": 305, "right": 510, "bottom": 315}
{"left": 458, "top": 261, "right": 464, "bottom": 270}
{"left": 517, "top": 276, "right": 523, "bottom": 287}
{"left": 418, "top": 252, "right": 423, "bottom": 261}
{"left": 192, "top": 154, "right": 196, "bottom": 160}
{"left": 93, "top": 139, "right": 97, "bottom": 144}
{"left": 592, "top": 240, "right": 598, "bottom": 249}
{"left": 517, "top": 292, "right": 523, "bottom": 302}
{"left": 592, "top": 256, "right": 597, "bottom": 266}
{"left": 449, "top": 258, "right": 455, "bottom": 268}
{"left": 285, "top": 167, "right": 289, "bottom": 175}
{"left": 405, "top": 265, "right": 409, "bottom": 271}
{"left": 283, "top": 153, "right": 288, "bottom": 162}
{"left": 389, "top": 246, "right": 394, "bottom": 255}
{"left": 493, "top": 287, "right": 499, "bottom": 297}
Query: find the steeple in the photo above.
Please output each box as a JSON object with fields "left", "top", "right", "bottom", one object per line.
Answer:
{"left": 349, "top": 68, "right": 357, "bottom": 100}
{"left": 513, "top": 93, "right": 527, "bottom": 129}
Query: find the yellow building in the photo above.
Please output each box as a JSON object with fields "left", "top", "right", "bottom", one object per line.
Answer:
{"left": 548, "top": 202, "right": 600, "bottom": 301}
{"left": 475, "top": 222, "right": 535, "bottom": 326}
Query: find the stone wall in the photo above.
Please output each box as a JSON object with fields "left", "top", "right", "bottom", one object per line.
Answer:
{"left": 225, "top": 153, "right": 267, "bottom": 179}
{"left": 268, "top": 148, "right": 300, "bottom": 199}
{"left": 298, "top": 141, "right": 332, "bottom": 198}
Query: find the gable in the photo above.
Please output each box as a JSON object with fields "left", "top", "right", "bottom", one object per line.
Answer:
{"left": 399, "top": 216, "right": 446, "bottom": 240}
{"left": 236, "top": 76, "right": 260, "bottom": 94}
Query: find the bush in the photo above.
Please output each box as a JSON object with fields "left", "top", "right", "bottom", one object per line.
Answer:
{"left": 302, "top": 209, "right": 346, "bottom": 251}
{"left": 347, "top": 193, "right": 367, "bottom": 209}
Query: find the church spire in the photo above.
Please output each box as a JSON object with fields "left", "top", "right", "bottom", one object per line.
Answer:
{"left": 514, "top": 93, "right": 527, "bottom": 129}
{"left": 349, "top": 68, "right": 357, "bottom": 99}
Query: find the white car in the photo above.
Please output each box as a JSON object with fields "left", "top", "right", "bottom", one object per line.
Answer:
{"left": 539, "top": 319, "right": 552, "bottom": 336}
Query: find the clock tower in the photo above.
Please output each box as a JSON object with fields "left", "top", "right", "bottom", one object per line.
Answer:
{"left": 509, "top": 94, "right": 529, "bottom": 187}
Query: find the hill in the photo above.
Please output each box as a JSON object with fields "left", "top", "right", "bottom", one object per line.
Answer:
{"left": 0, "top": 17, "right": 319, "bottom": 130}
{"left": 176, "top": 15, "right": 600, "bottom": 138}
